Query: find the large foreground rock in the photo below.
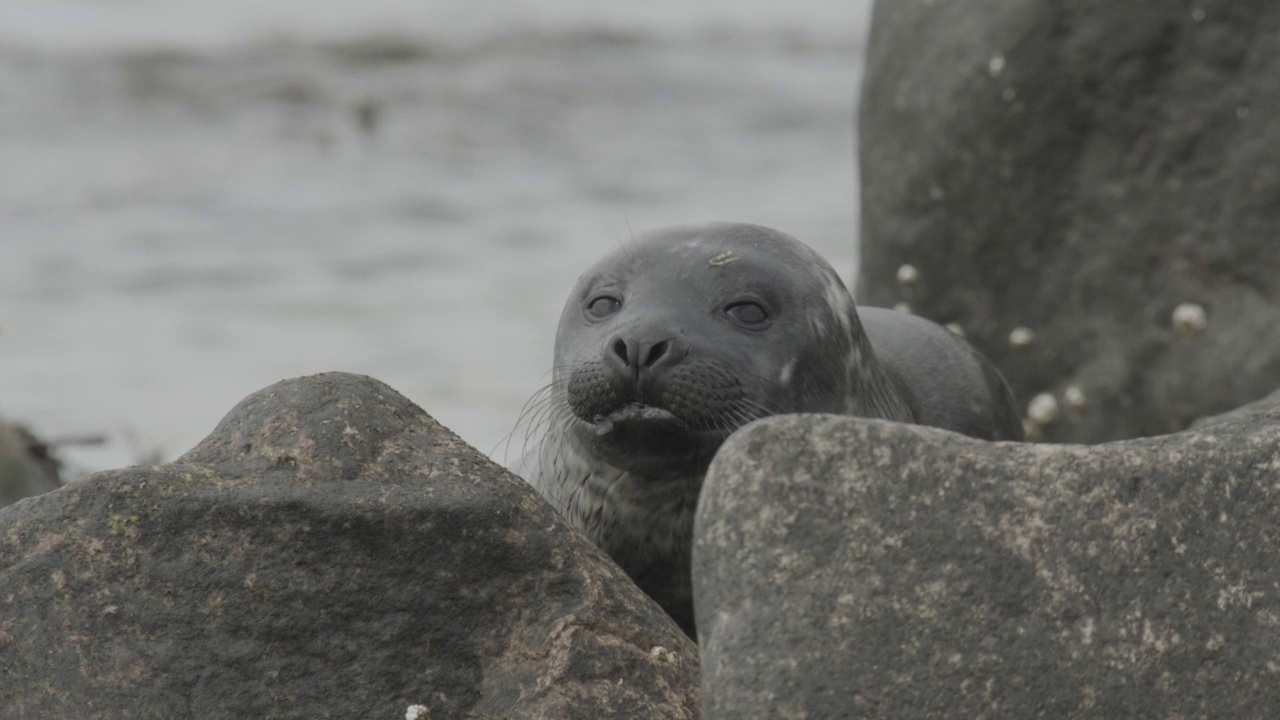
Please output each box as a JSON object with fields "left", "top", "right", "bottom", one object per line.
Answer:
{"left": 0, "top": 373, "right": 699, "bottom": 719}
{"left": 859, "top": 0, "right": 1280, "bottom": 442}
{"left": 695, "top": 391, "right": 1280, "bottom": 718}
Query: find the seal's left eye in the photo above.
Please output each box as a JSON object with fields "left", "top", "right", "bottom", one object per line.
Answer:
{"left": 725, "top": 301, "right": 768, "bottom": 327}
{"left": 586, "top": 295, "right": 621, "bottom": 319}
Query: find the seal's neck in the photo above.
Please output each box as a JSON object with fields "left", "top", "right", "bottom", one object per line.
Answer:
{"left": 846, "top": 334, "right": 917, "bottom": 423}
{"left": 571, "top": 462, "right": 700, "bottom": 574}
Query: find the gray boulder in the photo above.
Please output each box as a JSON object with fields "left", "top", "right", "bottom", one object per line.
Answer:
{"left": 0, "top": 421, "right": 61, "bottom": 508}
{"left": 0, "top": 372, "right": 699, "bottom": 719}
{"left": 695, "top": 390, "right": 1280, "bottom": 718}
{"left": 858, "top": 0, "right": 1280, "bottom": 442}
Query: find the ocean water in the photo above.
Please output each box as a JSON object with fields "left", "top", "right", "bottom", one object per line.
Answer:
{"left": 0, "top": 1, "right": 872, "bottom": 474}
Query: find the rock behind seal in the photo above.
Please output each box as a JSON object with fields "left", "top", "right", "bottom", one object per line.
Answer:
{"left": 858, "top": 0, "right": 1280, "bottom": 442}
{"left": 694, "top": 391, "right": 1280, "bottom": 718}
{"left": 0, "top": 372, "right": 699, "bottom": 720}
{"left": 0, "top": 422, "right": 62, "bottom": 508}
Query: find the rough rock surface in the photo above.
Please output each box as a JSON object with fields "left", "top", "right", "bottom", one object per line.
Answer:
{"left": 695, "top": 391, "right": 1280, "bottom": 718}
{"left": 0, "top": 372, "right": 699, "bottom": 720}
{"left": 858, "top": 0, "right": 1280, "bottom": 442}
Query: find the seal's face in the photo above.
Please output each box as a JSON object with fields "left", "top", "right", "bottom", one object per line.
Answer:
{"left": 553, "top": 223, "right": 861, "bottom": 479}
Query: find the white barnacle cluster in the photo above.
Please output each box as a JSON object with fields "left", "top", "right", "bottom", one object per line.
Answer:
{"left": 406, "top": 704, "right": 429, "bottom": 720}
{"left": 882, "top": 264, "right": 919, "bottom": 315}
{"left": 1023, "top": 386, "right": 1087, "bottom": 441}
{"left": 1027, "top": 393, "right": 1059, "bottom": 426}
{"left": 1008, "top": 326, "right": 1035, "bottom": 349}
{"left": 649, "top": 645, "right": 680, "bottom": 665}
{"left": 1063, "top": 385, "right": 1087, "bottom": 412}
{"left": 1171, "top": 302, "right": 1208, "bottom": 339}
{"left": 988, "top": 53, "right": 1006, "bottom": 78}
{"left": 1023, "top": 392, "right": 1060, "bottom": 441}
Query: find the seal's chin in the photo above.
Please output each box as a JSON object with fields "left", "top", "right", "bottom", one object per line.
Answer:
{"left": 575, "top": 403, "right": 723, "bottom": 478}
{"left": 590, "top": 403, "right": 686, "bottom": 435}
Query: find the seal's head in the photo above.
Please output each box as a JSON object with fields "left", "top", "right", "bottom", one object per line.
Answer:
{"left": 552, "top": 223, "right": 874, "bottom": 478}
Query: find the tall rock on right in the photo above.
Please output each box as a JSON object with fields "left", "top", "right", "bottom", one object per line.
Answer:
{"left": 859, "top": 1, "right": 1280, "bottom": 443}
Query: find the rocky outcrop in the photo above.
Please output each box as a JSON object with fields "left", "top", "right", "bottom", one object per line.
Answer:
{"left": 0, "top": 421, "right": 62, "bottom": 508}
{"left": 858, "top": 0, "right": 1280, "bottom": 443}
{"left": 0, "top": 373, "right": 699, "bottom": 719}
{"left": 695, "top": 391, "right": 1280, "bottom": 718}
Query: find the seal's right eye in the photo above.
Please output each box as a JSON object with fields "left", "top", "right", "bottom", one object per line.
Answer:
{"left": 586, "top": 295, "right": 621, "bottom": 319}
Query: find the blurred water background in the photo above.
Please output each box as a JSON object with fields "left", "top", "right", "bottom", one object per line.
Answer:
{"left": 0, "top": 0, "right": 872, "bottom": 474}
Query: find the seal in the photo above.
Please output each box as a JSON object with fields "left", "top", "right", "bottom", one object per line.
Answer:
{"left": 522, "top": 223, "right": 1022, "bottom": 637}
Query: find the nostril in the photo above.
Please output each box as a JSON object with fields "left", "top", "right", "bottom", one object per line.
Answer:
{"left": 643, "top": 340, "right": 670, "bottom": 368}
{"left": 613, "top": 338, "right": 630, "bottom": 364}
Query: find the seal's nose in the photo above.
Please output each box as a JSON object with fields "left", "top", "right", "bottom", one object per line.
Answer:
{"left": 608, "top": 333, "right": 679, "bottom": 379}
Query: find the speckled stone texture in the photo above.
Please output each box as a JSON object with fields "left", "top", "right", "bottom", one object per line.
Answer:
{"left": 858, "top": 0, "right": 1280, "bottom": 443}
{"left": 0, "top": 372, "right": 699, "bottom": 720}
{"left": 695, "top": 391, "right": 1280, "bottom": 718}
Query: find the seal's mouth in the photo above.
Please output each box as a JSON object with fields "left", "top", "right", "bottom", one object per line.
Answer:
{"left": 590, "top": 403, "right": 688, "bottom": 436}
{"left": 576, "top": 402, "right": 723, "bottom": 476}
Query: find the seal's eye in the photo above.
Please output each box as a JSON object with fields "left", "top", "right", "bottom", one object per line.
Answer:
{"left": 586, "top": 295, "right": 621, "bottom": 319}
{"left": 725, "top": 301, "right": 769, "bottom": 327}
